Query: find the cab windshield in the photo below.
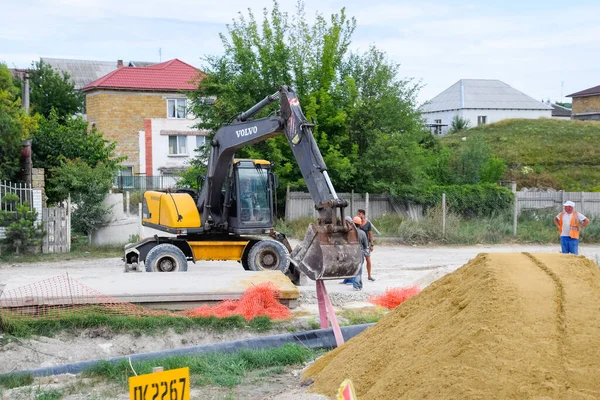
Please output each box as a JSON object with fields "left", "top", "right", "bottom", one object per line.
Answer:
{"left": 237, "top": 162, "right": 270, "bottom": 224}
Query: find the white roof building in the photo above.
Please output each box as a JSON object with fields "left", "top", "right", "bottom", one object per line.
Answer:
{"left": 421, "top": 79, "right": 552, "bottom": 135}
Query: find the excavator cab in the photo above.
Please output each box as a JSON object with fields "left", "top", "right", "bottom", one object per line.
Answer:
{"left": 228, "top": 159, "right": 274, "bottom": 233}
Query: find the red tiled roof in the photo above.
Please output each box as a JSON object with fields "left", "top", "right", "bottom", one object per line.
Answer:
{"left": 82, "top": 59, "right": 203, "bottom": 92}
{"left": 567, "top": 84, "right": 600, "bottom": 98}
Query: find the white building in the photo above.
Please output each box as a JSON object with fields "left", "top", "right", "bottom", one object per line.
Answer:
{"left": 421, "top": 79, "right": 552, "bottom": 135}
{"left": 138, "top": 117, "right": 209, "bottom": 188}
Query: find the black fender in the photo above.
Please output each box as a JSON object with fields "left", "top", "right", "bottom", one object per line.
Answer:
{"left": 124, "top": 236, "right": 195, "bottom": 264}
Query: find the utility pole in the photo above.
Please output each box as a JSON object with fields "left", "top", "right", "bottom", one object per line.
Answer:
{"left": 159, "top": 48, "right": 162, "bottom": 62}
{"left": 22, "top": 70, "right": 30, "bottom": 113}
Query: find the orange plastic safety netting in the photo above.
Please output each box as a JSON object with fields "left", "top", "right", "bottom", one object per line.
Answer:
{"left": 368, "top": 286, "right": 421, "bottom": 309}
{"left": 182, "top": 282, "right": 291, "bottom": 320}
{"left": 0, "top": 275, "right": 290, "bottom": 321}
{"left": 0, "top": 274, "right": 166, "bottom": 319}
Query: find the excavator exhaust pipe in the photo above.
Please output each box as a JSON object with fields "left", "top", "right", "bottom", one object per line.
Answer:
{"left": 291, "top": 216, "right": 362, "bottom": 280}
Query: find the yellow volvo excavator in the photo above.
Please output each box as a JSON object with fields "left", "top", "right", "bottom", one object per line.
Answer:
{"left": 124, "top": 86, "right": 361, "bottom": 284}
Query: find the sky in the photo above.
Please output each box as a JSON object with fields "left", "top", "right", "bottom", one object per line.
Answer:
{"left": 2, "top": 0, "right": 599, "bottom": 105}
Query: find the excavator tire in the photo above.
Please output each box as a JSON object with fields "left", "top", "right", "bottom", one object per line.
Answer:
{"left": 247, "top": 239, "right": 290, "bottom": 273}
{"left": 145, "top": 244, "right": 189, "bottom": 272}
{"left": 241, "top": 240, "right": 258, "bottom": 271}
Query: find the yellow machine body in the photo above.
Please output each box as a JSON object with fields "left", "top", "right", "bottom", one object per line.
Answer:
{"left": 142, "top": 191, "right": 201, "bottom": 231}
{"left": 141, "top": 191, "right": 249, "bottom": 263}
{"left": 188, "top": 241, "right": 248, "bottom": 261}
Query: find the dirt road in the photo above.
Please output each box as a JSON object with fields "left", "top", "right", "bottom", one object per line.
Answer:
{"left": 3, "top": 243, "right": 599, "bottom": 296}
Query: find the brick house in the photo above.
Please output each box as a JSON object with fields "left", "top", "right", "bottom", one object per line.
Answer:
{"left": 82, "top": 59, "right": 206, "bottom": 183}
{"left": 567, "top": 84, "right": 600, "bottom": 121}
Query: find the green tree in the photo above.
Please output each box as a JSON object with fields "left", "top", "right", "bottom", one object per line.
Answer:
{"left": 31, "top": 110, "right": 123, "bottom": 203}
{"left": 451, "top": 137, "right": 497, "bottom": 184}
{"left": 188, "top": 1, "right": 428, "bottom": 207}
{"left": 0, "top": 194, "right": 44, "bottom": 254}
{"left": 50, "top": 159, "right": 114, "bottom": 243}
{"left": 29, "top": 60, "right": 84, "bottom": 120}
{"left": 339, "top": 46, "right": 425, "bottom": 191}
{"left": 479, "top": 156, "right": 507, "bottom": 184}
{"left": 448, "top": 115, "right": 471, "bottom": 134}
{"left": 0, "top": 63, "right": 25, "bottom": 181}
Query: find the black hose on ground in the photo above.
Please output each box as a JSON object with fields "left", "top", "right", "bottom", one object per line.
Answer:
{"left": 1, "top": 323, "right": 374, "bottom": 378}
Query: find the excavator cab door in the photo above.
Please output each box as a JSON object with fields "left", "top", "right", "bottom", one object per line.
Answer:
{"left": 228, "top": 160, "right": 274, "bottom": 233}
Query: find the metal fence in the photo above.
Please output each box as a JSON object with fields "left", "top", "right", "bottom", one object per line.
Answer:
{"left": 516, "top": 191, "right": 600, "bottom": 216}
{"left": 0, "top": 181, "right": 35, "bottom": 212}
{"left": 0, "top": 181, "right": 71, "bottom": 253}
{"left": 285, "top": 189, "right": 600, "bottom": 223}
{"left": 284, "top": 190, "right": 423, "bottom": 221}
{"left": 113, "top": 175, "right": 181, "bottom": 191}
{"left": 0, "top": 180, "right": 42, "bottom": 226}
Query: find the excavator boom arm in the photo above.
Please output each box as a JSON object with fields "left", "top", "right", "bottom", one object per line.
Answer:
{"left": 198, "top": 85, "right": 361, "bottom": 280}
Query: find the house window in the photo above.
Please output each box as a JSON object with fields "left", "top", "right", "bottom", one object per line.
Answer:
{"left": 477, "top": 115, "right": 487, "bottom": 125}
{"left": 167, "top": 99, "right": 187, "bottom": 119}
{"left": 115, "top": 166, "right": 134, "bottom": 188}
{"left": 434, "top": 119, "right": 442, "bottom": 135}
{"left": 168, "top": 136, "right": 188, "bottom": 155}
{"left": 196, "top": 135, "right": 206, "bottom": 149}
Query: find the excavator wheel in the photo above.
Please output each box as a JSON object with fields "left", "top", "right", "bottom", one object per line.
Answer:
{"left": 247, "top": 240, "right": 290, "bottom": 273}
{"left": 145, "top": 244, "right": 189, "bottom": 272}
{"left": 241, "top": 240, "right": 258, "bottom": 271}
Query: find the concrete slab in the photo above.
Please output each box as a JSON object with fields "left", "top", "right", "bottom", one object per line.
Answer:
{"left": 0, "top": 268, "right": 299, "bottom": 310}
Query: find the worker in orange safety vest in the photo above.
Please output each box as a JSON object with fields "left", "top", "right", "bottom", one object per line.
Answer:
{"left": 553, "top": 200, "right": 590, "bottom": 255}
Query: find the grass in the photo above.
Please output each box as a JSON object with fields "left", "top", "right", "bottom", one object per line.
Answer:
{"left": 83, "top": 343, "right": 315, "bottom": 387}
{"left": 340, "top": 307, "right": 386, "bottom": 325}
{"left": 0, "top": 234, "right": 123, "bottom": 264}
{"left": 34, "top": 387, "right": 63, "bottom": 400}
{"left": 0, "top": 345, "right": 317, "bottom": 395}
{"left": 274, "top": 216, "right": 316, "bottom": 239}
{"left": 371, "top": 214, "right": 405, "bottom": 236}
{"left": 306, "top": 318, "right": 321, "bottom": 330}
{"left": 272, "top": 207, "right": 597, "bottom": 245}
{"left": 0, "top": 385, "right": 64, "bottom": 400}
{"left": 442, "top": 118, "right": 600, "bottom": 190}
{"left": 377, "top": 206, "right": 600, "bottom": 245}
{"left": 0, "top": 374, "right": 34, "bottom": 389}
{"left": 0, "top": 309, "right": 274, "bottom": 338}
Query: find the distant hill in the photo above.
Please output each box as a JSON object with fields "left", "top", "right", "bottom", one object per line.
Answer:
{"left": 441, "top": 119, "right": 600, "bottom": 191}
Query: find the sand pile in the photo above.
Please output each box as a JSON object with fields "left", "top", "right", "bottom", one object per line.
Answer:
{"left": 304, "top": 253, "right": 600, "bottom": 399}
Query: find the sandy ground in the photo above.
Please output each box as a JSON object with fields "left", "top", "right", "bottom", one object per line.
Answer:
{"left": 1, "top": 243, "right": 600, "bottom": 399}
{"left": 305, "top": 252, "right": 600, "bottom": 399}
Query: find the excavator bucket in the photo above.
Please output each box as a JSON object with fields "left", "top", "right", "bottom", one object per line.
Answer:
{"left": 290, "top": 217, "right": 362, "bottom": 280}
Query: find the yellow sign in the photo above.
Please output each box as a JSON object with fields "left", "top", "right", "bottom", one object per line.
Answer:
{"left": 129, "top": 367, "right": 190, "bottom": 400}
{"left": 337, "top": 379, "right": 358, "bottom": 400}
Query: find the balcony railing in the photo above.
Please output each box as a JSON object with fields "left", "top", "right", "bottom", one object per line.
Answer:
{"left": 113, "top": 175, "right": 181, "bottom": 191}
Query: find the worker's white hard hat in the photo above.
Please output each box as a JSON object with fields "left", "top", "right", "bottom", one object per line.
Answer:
{"left": 563, "top": 201, "right": 575, "bottom": 207}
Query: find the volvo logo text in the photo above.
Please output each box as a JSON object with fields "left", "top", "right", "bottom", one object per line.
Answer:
{"left": 236, "top": 126, "right": 258, "bottom": 138}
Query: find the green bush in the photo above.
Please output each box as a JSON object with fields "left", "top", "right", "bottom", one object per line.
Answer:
{"left": 397, "top": 184, "right": 513, "bottom": 217}
{"left": 274, "top": 216, "right": 315, "bottom": 239}
{"left": 448, "top": 115, "right": 471, "bottom": 134}
{"left": 371, "top": 214, "right": 405, "bottom": 236}
{"left": 0, "top": 195, "right": 44, "bottom": 254}
{"left": 50, "top": 159, "right": 114, "bottom": 242}
{"left": 397, "top": 205, "right": 461, "bottom": 243}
